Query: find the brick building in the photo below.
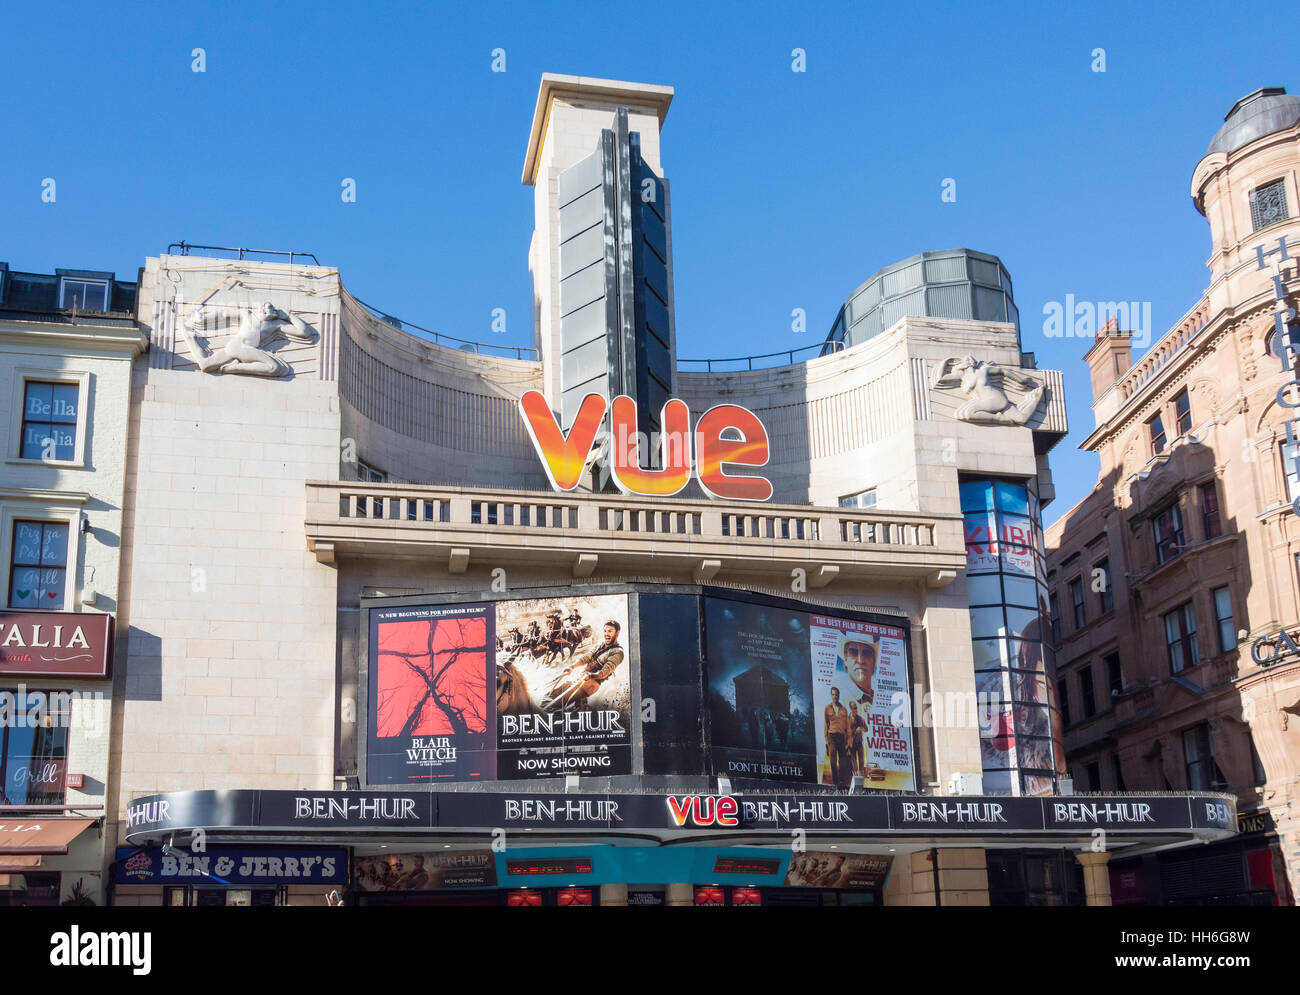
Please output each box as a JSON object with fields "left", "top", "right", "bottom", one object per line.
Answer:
{"left": 1045, "top": 87, "right": 1300, "bottom": 905}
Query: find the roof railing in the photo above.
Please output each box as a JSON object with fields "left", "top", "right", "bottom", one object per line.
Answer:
{"left": 167, "top": 241, "right": 322, "bottom": 266}
{"left": 679, "top": 339, "right": 843, "bottom": 373}
{"left": 351, "top": 297, "right": 539, "bottom": 361}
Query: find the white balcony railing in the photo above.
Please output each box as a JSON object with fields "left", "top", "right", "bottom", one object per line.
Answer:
{"left": 305, "top": 482, "right": 966, "bottom": 587}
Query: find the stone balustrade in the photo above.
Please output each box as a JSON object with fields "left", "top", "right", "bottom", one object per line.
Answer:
{"left": 304, "top": 481, "right": 966, "bottom": 587}
{"left": 1118, "top": 297, "right": 1211, "bottom": 402}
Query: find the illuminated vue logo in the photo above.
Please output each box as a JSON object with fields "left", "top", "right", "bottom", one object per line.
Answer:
{"left": 518, "top": 391, "right": 773, "bottom": 501}
{"left": 666, "top": 794, "right": 740, "bottom": 828}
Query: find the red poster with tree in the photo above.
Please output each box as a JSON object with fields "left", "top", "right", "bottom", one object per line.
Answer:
{"left": 368, "top": 605, "right": 494, "bottom": 782}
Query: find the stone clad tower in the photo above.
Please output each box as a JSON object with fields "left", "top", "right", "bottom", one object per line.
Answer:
{"left": 522, "top": 74, "right": 677, "bottom": 441}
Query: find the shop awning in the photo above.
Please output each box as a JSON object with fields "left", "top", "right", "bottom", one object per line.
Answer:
{"left": 0, "top": 854, "right": 42, "bottom": 871}
{"left": 0, "top": 818, "right": 95, "bottom": 855}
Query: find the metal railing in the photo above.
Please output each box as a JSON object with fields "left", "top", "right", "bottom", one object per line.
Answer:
{"left": 678, "top": 339, "right": 844, "bottom": 373}
{"left": 167, "top": 241, "right": 322, "bottom": 266}
{"left": 351, "top": 297, "right": 540, "bottom": 361}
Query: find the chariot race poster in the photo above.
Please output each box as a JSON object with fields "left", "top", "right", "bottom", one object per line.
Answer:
{"left": 366, "top": 603, "right": 495, "bottom": 784}
{"left": 494, "top": 594, "right": 632, "bottom": 779}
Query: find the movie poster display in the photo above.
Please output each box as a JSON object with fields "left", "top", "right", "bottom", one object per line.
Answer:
{"left": 494, "top": 594, "right": 632, "bottom": 779}
{"left": 811, "top": 616, "right": 915, "bottom": 790}
{"left": 784, "top": 851, "right": 893, "bottom": 890}
{"left": 354, "top": 850, "right": 497, "bottom": 891}
{"left": 705, "top": 599, "right": 816, "bottom": 782}
{"left": 367, "top": 603, "right": 495, "bottom": 784}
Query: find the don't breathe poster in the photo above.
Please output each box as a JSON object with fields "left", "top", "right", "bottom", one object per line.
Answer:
{"left": 704, "top": 598, "right": 816, "bottom": 783}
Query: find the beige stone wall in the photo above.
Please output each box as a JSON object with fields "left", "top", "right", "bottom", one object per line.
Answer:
{"left": 886, "top": 847, "right": 989, "bottom": 906}
{"left": 337, "top": 292, "right": 547, "bottom": 488}
{"left": 111, "top": 257, "right": 341, "bottom": 848}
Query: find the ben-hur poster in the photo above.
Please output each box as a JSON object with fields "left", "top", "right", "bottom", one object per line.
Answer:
{"left": 367, "top": 603, "right": 495, "bottom": 784}
{"left": 494, "top": 594, "right": 632, "bottom": 779}
{"left": 355, "top": 850, "right": 497, "bottom": 891}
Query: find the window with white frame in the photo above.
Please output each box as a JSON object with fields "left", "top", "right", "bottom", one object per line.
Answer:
{"left": 20, "top": 381, "right": 79, "bottom": 461}
{"left": 57, "top": 277, "right": 109, "bottom": 312}
{"left": 10, "top": 370, "right": 90, "bottom": 466}
{"left": 8, "top": 520, "right": 69, "bottom": 609}
{"left": 838, "top": 488, "right": 877, "bottom": 509}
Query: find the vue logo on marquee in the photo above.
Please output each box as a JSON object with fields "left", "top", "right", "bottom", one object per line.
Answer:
{"left": 666, "top": 795, "right": 741, "bottom": 828}
{"left": 518, "top": 391, "right": 773, "bottom": 501}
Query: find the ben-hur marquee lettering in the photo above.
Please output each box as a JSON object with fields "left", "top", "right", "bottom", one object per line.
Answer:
{"left": 519, "top": 391, "right": 773, "bottom": 501}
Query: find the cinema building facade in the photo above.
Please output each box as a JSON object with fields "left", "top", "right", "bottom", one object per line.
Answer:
{"left": 109, "top": 75, "right": 1234, "bottom": 907}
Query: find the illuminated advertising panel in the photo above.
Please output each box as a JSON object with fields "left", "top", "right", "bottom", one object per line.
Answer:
{"left": 705, "top": 597, "right": 914, "bottom": 789}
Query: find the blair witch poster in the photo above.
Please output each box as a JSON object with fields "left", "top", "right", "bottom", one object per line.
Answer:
{"left": 704, "top": 599, "right": 816, "bottom": 783}
{"left": 493, "top": 594, "right": 632, "bottom": 779}
{"left": 367, "top": 604, "right": 495, "bottom": 784}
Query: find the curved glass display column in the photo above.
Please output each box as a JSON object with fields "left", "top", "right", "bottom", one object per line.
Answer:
{"left": 960, "top": 477, "right": 1067, "bottom": 796}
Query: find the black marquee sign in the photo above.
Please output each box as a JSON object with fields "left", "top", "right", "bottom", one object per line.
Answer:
{"left": 124, "top": 789, "right": 1238, "bottom": 843}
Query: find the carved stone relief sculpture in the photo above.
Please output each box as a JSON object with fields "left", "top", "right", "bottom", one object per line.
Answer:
{"left": 179, "top": 302, "right": 317, "bottom": 377}
{"left": 933, "top": 356, "right": 1045, "bottom": 425}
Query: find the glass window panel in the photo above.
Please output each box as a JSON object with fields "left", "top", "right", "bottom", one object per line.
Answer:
{"left": 13, "top": 523, "right": 43, "bottom": 564}
{"left": 967, "top": 573, "right": 1004, "bottom": 606}
{"left": 972, "top": 638, "right": 1009, "bottom": 671}
{"left": 960, "top": 479, "right": 995, "bottom": 513}
{"left": 21, "top": 425, "right": 47, "bottom": 459}
{"left": 40, "top": 524, "right": 68, "bottom": 566}
{"left": 51, "top": 384, "right": 79, "bottom": 423}
{"left": 994, "top": 480, "right": 1029, "bottom": 515}
{"left": 1016, "top": 737, "right": 1056, "bottom": 770}
{"left": 0, "top": 693, "right": 69, "bottom": 805}
{"left": 1009, "top": 668, "right": 1050, "bottom": 705}
{"left": 981, "top": 770, "right": 1015, "bottom": 796}
{"left": 975, "top": 669, "right": 1009, "bottom": 702}
{"left": 1004, "top": 606, "right": 1040, "bottom": 640}
{"left": 1014, "top": 704, "right": 1052, "bottom": 738}
{"left": 969, "top": 606, "right": 1006, "bottom": 638}
{"left": 9, "top": 567, "right": 41, "bottom": 608}
{"left": 25, "top": 383, "right": 53, "bottom": 419}
{"left": 1002, "top": 574, "right": 1038, "bottom": 608}
{"left": 964, "top": 511, "right": 1000, "bottom": 572}
{"left": 54, "top": 426, "right": 75, "bottom": 461}
{"left": 1008, "top": 638, "right": 1046, "bottom": 674}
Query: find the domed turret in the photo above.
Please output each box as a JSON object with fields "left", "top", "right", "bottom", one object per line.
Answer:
{"left": 1190, "top": 86, "right": 1299, "bottom": 295}
{"left": 1206, "top": 87, "right": 1300, "bottom": 157}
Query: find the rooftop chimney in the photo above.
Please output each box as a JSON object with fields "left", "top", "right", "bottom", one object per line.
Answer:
{"left": 1083, "top": 317, "right": 1133, "bottom": 402}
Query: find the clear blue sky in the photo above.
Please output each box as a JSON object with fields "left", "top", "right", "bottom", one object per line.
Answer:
{"left": 1, "top": 1, "right": 1290, "bottom": 523}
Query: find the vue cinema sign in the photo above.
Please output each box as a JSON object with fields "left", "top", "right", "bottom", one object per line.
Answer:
{"left": 519, "top": 391, "right": 773, "bottom": 501}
